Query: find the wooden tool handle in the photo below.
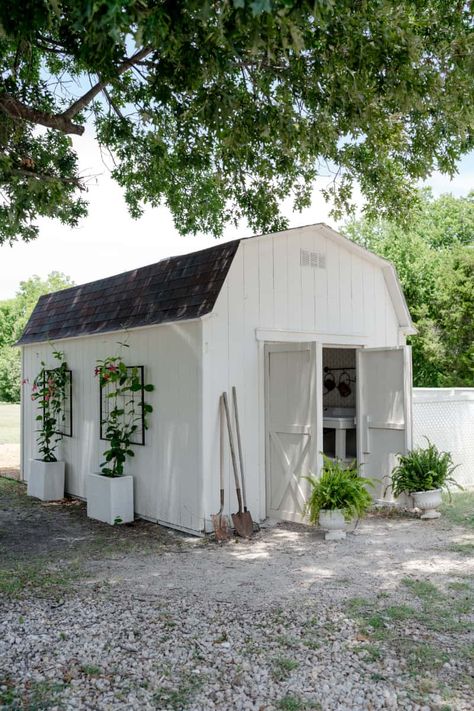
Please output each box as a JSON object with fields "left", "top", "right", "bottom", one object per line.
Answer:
{"left": 222, "top": 391, "right": 243, "bottom": 513}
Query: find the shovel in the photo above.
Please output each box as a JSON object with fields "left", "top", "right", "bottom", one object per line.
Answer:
{"left": 232, "top": 386, "right": 254, "bottom": 536}
{"left": 223, "top": 391, "right": 253, "bottom": 539}
{"left": 211, "top": 395, "right": 230, "bottom": 541}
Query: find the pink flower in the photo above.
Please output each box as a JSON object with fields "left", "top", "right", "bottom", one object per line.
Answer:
{"left": 45, "top": 394, "right": 50, "bottom": 401}
{"left": 107, "top": 364, "right": 118, "bottom": 372}
{"left": 31, "top": 394, "right": 35, "bottom": 401}
{"left": 94, "top": 366, "right": 100, "bottom": 376}
{"left": 22, "top": 378, "right": 29, "bottom": 385}
{"left": 32, "top": 383, "right": 38, "bottom": 392}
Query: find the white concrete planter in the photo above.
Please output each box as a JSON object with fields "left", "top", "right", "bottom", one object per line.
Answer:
{"left": 413, "top": 488, "right": 443, "bottom": 519}
{"left": 27, "top": 459, "right": 65, "bottom": 501}
{"left": 319, "top": 509, "right": 346, "bottom": 541}
{"left": 87, "top": 473, "right": 134, "bottom": 525}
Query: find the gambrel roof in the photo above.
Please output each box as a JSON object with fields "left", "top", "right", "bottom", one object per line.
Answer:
{"left": 17, "top": 240, "right": 240, "bottom": 345}
{"left": 17, "top": 224, "right": 415, "bottom": 345}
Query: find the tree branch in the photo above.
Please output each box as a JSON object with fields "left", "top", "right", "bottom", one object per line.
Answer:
{"left": 0, "top": 47, "right": 153, "bottom": 136}
{"left": 62, "top": 47, "right": 153, "bottom": 120}
{"left": 0, "top": 94, "right": 85, "bottom": 135}
{"left": 10, "top": 167, "right": 86, "bottom": 191}
{"left": 102, "top": 87, "right": 125, "bottom": 122}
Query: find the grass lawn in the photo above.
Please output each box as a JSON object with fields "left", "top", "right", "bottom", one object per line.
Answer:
{"left": 0, "top": 403, "right": 20, "bottom": 444}
{"left": 441, "top": 490, "right": 474, "bottom": 530}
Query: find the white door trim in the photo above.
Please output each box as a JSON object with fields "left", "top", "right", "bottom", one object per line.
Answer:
{"left": 256, "top": 328, "right": 369, "bottom": 346}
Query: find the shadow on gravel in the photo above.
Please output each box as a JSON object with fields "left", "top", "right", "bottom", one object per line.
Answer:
{"left": 0, "top": 475, "right": 186, "bottom": 597}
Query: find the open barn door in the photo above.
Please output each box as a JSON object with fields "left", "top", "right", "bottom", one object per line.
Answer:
{"left": 356, "top": 346, "right": 412, "bottom": 501}
{"left": 265, "top": 343, "right": 316, "bottom": 522}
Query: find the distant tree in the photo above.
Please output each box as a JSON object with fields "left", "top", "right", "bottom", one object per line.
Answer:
{"left": 436, "top": 247, "right": 474, "bottom": 386}
{"left": 0, "top": 272, "right": 73, "bottom": 402}
{"left": 1, "top": 1, "right": 474, "bottom": 244}
{"left": 344, "top": 190, "right": 474, "bottom": 387}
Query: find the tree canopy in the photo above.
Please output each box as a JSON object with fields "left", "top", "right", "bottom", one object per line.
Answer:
{"left": 344, "top": 190, "right": 474, "bottom": 387}
{"left": 0, "top": 272, "right": 73, "bottom": 402}
{"left": 1, "top": 1, "right": 473, "bottom": 244}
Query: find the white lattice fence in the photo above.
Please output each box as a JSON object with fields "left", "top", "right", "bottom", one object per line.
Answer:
{"left": 413, "top": 388, "right": 474, "bottom": 488}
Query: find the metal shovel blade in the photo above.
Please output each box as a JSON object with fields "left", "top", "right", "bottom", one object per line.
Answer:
{"left": 211, "top": 512, "right": 230, "bottom": 541}
{"left": 232, "top": 510, "right": 254, "bottom": 539}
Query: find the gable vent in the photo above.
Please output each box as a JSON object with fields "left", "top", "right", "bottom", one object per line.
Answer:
{"left": 300, "top": 249, "right": 326, "bottom": 269}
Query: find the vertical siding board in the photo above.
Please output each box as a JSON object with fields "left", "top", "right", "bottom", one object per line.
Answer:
{"left": 273, "top": 233, "right": 288, "bottom": 329}
{"left": 258, "top": 237, "right": 274, "bottom": 327}
{"left": 202, "top": 282, "right": 231, "bottom": 519}
{"left": 241, "top": 241, "right": 262, "bottom": 516}
{"left": 300, "top": 231, "right": 315, "bottom": 331}
{"left": 339, "top": 248, "right": 352, "bottom": 333}
{"left": 362, "top": 264, "right": 376, "bottom": 340}
{"left": 314, "top": 233, "right": 328, "bottom": 332}
{"left": 201, "top": 317, "right": 214, "bottom": 531}
{"left": 227, "top": 247, "right": 246, "bottom": 513}
{"left": 351, "top": 256, "right": 365, "bottom": 334}
{"left": 286, "top": 234, "right": 302, "bottom": 332}
{"left": 374, "top": 269, "right": 387, "bottom": 345}
{"left": 326, "top": 241, "right": 340, "bottom": 333}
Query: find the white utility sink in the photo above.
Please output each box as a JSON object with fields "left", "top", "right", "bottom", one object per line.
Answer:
{"left": 323, "top": 407, "right": 355, "bottom": 428}
{"left": 323, "top": 408, "right": 356, "bottom": 459}
{"left": 322, "top": 415, "right": 355, "bottom": 429}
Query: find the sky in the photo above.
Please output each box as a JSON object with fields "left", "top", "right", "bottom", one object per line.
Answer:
{"left": 0, "top": 132, "right": 473, "bottom": 301}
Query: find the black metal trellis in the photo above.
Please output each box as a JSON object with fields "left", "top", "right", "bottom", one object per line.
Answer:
{"left": 99, "top": 365, "right": 146, "bottom": 445}
{"left": 44, "top": 369, "right": 73, "bottom": 437}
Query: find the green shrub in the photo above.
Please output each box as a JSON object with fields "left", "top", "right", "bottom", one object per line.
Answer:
{"left": 0, "top": 347, "right": 20, "bottom": 403}
{"left": 304, "top": 456, "right": 373, "bottom": 523}
{"left": 391, "top": 439, "right": 461, "bottom": 497}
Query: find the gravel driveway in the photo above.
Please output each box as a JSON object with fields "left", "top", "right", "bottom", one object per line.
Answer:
{"left": 1, "top": 478, "right": 473, "bottom": 711}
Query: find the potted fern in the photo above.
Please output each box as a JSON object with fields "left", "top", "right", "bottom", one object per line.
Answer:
{"left": 87, "top": 356, "right": 154, "bottom": 525}
{"left": 304, "top": 456, "right": 373, "bottom": 540}
{"left": 391, "top": 439, "right": 461, "bottom": 519}
{"left": 28, "top": 349, "right": 70, "bottom": 501}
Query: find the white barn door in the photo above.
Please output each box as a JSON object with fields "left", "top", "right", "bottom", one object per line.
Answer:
{"left": 265, "top": 343, "right": 315, "bottom": 521}
{"left": 356, "top": 346, "right": 413, "bottom": 500}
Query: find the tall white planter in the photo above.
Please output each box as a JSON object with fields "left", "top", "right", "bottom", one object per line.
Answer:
{"left": 87, "top": 473, "right": 134, "bottom": 525}
{"left": 319, "top": 509, "right": 346, "bottom": 541}
{"left": 27, "top": 459, "right": 65, "bottom": 501}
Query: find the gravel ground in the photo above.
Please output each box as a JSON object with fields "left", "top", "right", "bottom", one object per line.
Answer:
{"left": 1, "top": 482, "right": 473, "bottom": 711}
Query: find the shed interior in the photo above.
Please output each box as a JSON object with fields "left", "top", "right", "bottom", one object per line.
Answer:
{"left": 322, "top": 347, "right": 357, "bottom": 462}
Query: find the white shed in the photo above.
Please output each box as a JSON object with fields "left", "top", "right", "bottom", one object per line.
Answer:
{"left": 19, "top": 223, "right": 415, "bottom": 534}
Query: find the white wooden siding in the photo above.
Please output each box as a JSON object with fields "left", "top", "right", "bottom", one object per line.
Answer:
{"left": 201, "top": 225, "right": 402, "bottom": 527}
{"left": 22, "top": 321, "right": 203, "bottom": 533}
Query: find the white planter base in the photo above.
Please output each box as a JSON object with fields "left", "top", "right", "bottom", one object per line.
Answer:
{"left": 27, "top": 459, "right": 65, "bottom": 501}
{"left": 325, "top": 529, "right": 346, "bottom": 541}
{"left": 87, "top": 473, "right": 134, "bottom": 525}
{"left": 319, "top": 509, "right": 346, "bottom": 541}
{"left": 413, "top": 489, "right": 443, "bottom": 520}
{"left": 420, "top": 509, "right": 441, "bottom": 520}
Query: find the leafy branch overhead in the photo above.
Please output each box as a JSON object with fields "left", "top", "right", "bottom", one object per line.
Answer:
{"left": 1, "top": 1, "right": 474, "bottom": 244}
